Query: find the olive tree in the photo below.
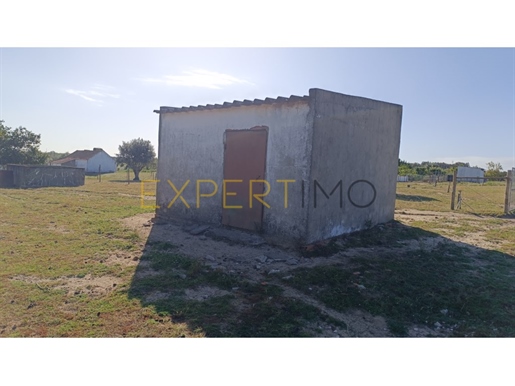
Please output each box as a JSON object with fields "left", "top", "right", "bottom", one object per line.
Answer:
{"left": 116, "top": 138, "right": 156, "bottom": 181}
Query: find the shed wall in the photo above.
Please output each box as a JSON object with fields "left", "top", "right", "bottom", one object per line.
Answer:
{"left": 306, "top": 89, "right": 402, "bottom": 243}
{"left": 6, "top": 165, "right": 85, "bottom": 188}
{"left": 156, "top": 101, "right": 312, "bottom": 240}
{"left": 86, "top": 152, "right": 117, "bottom": 173}
{"left": 457, "top": 166, "right": 484, "bottom": 182}
{"left": 0, "top": 170, "right": 14, "bottom": 188}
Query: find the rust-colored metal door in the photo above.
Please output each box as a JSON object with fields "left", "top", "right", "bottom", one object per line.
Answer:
{"left": 222, "top": 127, "right": 268, "bottom": 231}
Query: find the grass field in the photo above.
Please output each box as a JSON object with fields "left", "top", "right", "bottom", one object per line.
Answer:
{"left": 1, "top": 175, "right": 514, "bottom": 337}
{"left": 396, "top": 180, "right": 508, "bottom": 215}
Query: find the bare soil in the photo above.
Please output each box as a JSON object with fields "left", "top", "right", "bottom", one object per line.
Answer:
{"left": 11, "top": 274, "right": 122, "bottom": 297}
{"left": 396, "top": 209, "right": 515, "bottom": 251}
{"left": 120, "top": 212, "right": 462, "bottom": 337}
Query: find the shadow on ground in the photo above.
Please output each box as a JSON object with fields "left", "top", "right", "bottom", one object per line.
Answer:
{"left": 396, "top": 193, "right": 440, "bottom": 202}
{"left": 127, "top": 216, "right": 515, "bottom": 337}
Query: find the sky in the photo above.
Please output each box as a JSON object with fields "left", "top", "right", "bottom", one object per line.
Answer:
{"left": 1, "top": 47, "right": 514, "bottom": 170}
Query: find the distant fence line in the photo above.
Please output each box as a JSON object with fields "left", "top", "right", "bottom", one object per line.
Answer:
{"left": 398, "top": 174, "right": 507, "bottom": 184}
{"left": 397, "top": 175, "right": 447, "bottom": 183}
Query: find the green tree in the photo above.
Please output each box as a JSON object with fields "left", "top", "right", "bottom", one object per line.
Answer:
{"left": 116, "top": 138, "right": 156, "bottom": 181}
{"left": 44, "top": 151, "right": 70, "bottom": 163}
{"left": 485, "top": 161, "right": 506, "bottom": 178}
{"left": 415, "top": 167, "right": 427, "bottom": 175}
{"left": 0, "top": 120, "right": 47, "bottom": 165}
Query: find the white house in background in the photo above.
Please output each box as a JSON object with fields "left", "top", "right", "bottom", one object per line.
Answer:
{"left": 51, "top": 148, "right": 117, "bottom": 173}
{"left": 457, "top": 166, "right": 485, "bottom": 183}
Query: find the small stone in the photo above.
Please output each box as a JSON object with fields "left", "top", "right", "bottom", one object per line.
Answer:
{"left": 440, "top": 309, "right": 448, "bottom": 315}
{"left": 256, "top": 255, "right": 268, "bottom": 263}
{"left": 205, "top": 255, "right": 216, "bottom": 262}
{"left": 268, "top": 269, "right": 280, "bottom": 275}
{"left": 356, "top": 284, "right": 366, "bottom": 290}
{"left": 231, "top": 287, "right": 239, "bottom": 291}
{"left": 414, "top": 327, "right": 419, "bottom": 331}
{"left": 255, "top": 264, "right": 261, "bottom": 270}
{"left": 178, "top": 273, "right": 187, "bottom": 279}
{"left": 282, "top": 275, "right": 293, "bottom": 280}
{"left": 286, "top": 258, "right": 299, "bottom": 266}
{"left": 434, "top": 322, "right": 442, "bottom": 328}
{"left": 190, "top": 225, "right": 210, "bottom": 235}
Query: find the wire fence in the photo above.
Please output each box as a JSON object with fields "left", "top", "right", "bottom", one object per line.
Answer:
{"left": 396, "top": 177, "right": 510, "bottom": 216}
{"left": 453, "top": 180, "right": 507, "bottom": 215}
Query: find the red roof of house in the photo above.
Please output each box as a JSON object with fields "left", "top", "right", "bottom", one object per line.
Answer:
{"left": 52, "top": 148, "right": 106, "bottom": 164}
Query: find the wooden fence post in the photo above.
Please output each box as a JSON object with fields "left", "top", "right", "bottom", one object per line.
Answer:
{"left": 505, "top": 170, "right": 513, "bottom": 214}
{"left": 450, "top": 169, "right": 458, "bottom": 210}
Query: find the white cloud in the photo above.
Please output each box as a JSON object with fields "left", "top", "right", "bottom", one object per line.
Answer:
{"left": 65, "top": 84, "right": 120, "bottom": 104}
{"left": 139, "top": 69, "right": 253, "bottom": 89}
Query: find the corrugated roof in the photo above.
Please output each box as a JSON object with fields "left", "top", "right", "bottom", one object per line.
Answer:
{"left": 154, "top": 94, "right": 309, "bottom": 114}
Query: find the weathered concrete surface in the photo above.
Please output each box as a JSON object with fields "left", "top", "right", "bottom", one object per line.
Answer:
{"left": 6, "top": 164, "right": 85, "bottom": 188}
{"left": 457, "top": 166, "right": 484, "bottom": 183}
{"left": 156, "top": 100, "right": 312, "bottom": 241}
{"left": 305, "top": 89, "right": 402, "bottom": 243}
{"left": 0, "top": 170, "right": 14, "bottom": 188}
{"left": 155, "top": 88, "right": 402, "bottom": 245}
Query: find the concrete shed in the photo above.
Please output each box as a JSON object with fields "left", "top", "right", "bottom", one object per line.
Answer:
{"left": 5, "top": 164, "right": 85, "bottom": 188}
{"left": 154, "top": 88, "right": 402, "bottom": 244}
{"left": 457, "top": 166, "right": 485, "bottom": 183}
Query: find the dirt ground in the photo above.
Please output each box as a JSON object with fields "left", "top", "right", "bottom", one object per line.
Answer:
{"left": 396, "top": 209, "right": 515, "bottom": 251}
{"left": 120, "top": 211, "right": 469, "bottom": 337}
